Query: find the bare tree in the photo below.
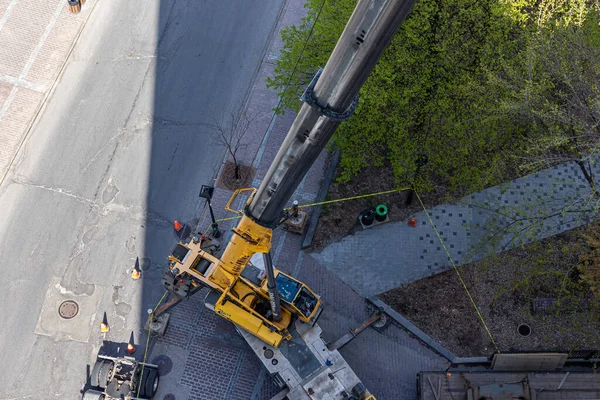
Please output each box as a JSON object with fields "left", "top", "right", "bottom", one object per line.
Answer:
{"left": 208, "top": 109, "right": 258, "bottom": 181}
{"left": 497, "top": 23, "right": 600, "bottom": 194}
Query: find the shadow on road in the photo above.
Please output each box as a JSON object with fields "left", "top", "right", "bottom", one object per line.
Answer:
{"left": 136, "top": 1, "right": 286, "bottom": 398}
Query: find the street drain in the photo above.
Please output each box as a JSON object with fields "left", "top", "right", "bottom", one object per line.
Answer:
{"left": 518, "top": 323, "right": 531, "bottom": 337}
{"left": 58, "top": 300, "right": 79, "bottom": 319}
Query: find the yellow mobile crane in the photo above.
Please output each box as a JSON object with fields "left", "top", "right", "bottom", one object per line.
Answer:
{"left": 150, "top": 0, "right": 417, "bottom": 398}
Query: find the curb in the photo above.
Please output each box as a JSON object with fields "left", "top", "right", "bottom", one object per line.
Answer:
{"left": 302, "top": 148, "right": 340, "bottom": 249}
{"left": 367, "top": 297, "right": 490, "bottom": 366}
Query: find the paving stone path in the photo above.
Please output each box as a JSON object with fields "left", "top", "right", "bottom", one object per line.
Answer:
{"left": 313, "top": 159, "right": 599, "bottom": 297}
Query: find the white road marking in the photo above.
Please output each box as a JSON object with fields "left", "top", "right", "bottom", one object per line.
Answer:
{"left": 0, "top": 74, "right": 46, "bottom": 93}
{"left": 0, "top": 0, "right": 18, "bottom": 33}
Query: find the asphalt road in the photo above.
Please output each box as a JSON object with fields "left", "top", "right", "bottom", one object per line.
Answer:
{"left": 0, "top": 0, "right": 283, "bottom": 397}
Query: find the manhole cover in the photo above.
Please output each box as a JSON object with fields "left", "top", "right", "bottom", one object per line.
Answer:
{"left": 151, "top": 355, "right": 173, "bottom": 376}
{"left": 58, "top": 300, "right": 79, "bottom": 319}
{"left": 163, "top": 395, "right": 176, "bottom": 400}
{"left": 264, "top": 349, "right": 274, "bottom": 359}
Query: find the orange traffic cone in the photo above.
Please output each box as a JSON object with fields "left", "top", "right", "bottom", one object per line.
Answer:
{"left": 100, "top": 312, "right": 109, "bottom": 333}
{"left": 127, "top": 332, "right": 136, "bottom": 354}
{"left": 173, "top": 220, "right": 183, "bottom": 232}
{"left": 126, "top": 342, "right": 135, "bottom": 354}
{"left": 408, "top": 216, "right": 417, "bottom": 227}
{"left": 131, "top": 257, "right": 141, "bottom": 280}
{"left": 131, "top": 267, "right": 141, "bottom": 280}
{"left": 67, "top": 0, "right": 81, "bottom": 14}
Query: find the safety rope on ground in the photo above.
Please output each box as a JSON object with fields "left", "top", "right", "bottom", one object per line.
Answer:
{"left": 209, "top": 187, "right": 412, "bottom": 225}
{"left": 414, "top": 190, "right": 501, "bottom": 354}
{"left": 137, "top": 290, "right": 169, "bottom": 397}
{"left": 297, "top": 187, "right": 411, "bottom": 209}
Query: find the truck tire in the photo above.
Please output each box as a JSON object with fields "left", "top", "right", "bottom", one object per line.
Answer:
{"left": 98, "top": 361, "right": 114, "bottom": 389}
{"left": 139, "top": 368, "right": 159, "bottom": 398}
{"left": 83, "top": 389, "right": 105, "bottom": 400}
{"left": 90, "top": 361, "right": 103, "bottom": 388}
{"left": 146, "top": 369, "right": 159, "bottom": 397}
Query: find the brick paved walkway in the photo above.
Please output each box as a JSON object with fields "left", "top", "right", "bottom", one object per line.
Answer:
{"left": 313, "top": 159, "right": 600, "bottom": 297}
{"left": 0, "top": 0, "right": 96, "bottom": 182}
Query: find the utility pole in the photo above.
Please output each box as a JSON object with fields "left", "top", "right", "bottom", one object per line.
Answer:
{"left": 247, "top": 0, "right": 418, "bottom": 319}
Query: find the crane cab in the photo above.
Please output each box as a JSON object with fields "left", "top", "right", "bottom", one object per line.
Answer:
{"left": 261, "top": 270, "right": 323, "bottom": 325}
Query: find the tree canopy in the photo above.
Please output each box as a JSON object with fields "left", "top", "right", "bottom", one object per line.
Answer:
{"left": 267, "top": 0, "right": 600, "bottom": 197}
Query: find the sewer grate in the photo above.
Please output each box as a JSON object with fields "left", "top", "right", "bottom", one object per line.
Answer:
{"left": 58, "top": 300, "right": 79, "bottom": 319}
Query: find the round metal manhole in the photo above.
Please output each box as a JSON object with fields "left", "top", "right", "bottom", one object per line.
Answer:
{"left": 151, "top": 355, "right": 173, "bottom": 376}
{"left": 264, "top": 349, "right": 274, "bottom": 359}
{"left": 58, "top": 300, "right": 79, "bottom": 319}
{"left": 163, "top": 395, "right": 176, "bottom": 400}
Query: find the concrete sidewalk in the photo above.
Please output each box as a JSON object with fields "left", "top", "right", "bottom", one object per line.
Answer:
{"left": 313, "top": 159, "right": 599, "bottom": 297}
{"left": 0, "top": 0, "right": 97, "bottom": 182}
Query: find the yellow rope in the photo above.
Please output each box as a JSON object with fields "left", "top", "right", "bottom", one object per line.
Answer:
{"left": 414, "top": 190, "right": 500, "bottom": 354}
{"left": 210, "top": 187, "right": 411, "bottom": 224}
{"left": 137, "top": 290, "right": 169, "bottom": 397}
{"left": 297, "top": 187, "right": 411, "bottom": 209}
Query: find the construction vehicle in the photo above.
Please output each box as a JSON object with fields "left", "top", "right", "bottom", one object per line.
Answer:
{"left": 83, "top": 354, "right": 159, "bottom": 400}
{"left": 149, "top": 0, "right": 418, "bottom": 398}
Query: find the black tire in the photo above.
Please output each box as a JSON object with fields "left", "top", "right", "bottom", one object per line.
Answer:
{"left": 138, "top": 367, "right": 159, "bottom": 399}
{"left": 83, "top": 389, "right": 105, "bottom": 400}
{"left": 90, "top": 361, "right": 103, "bottom": 388}
{"left": 146, "top": 369, "right": 159, "bottom": 397}
{"left": 138, "top": 368, "right": 150, "bottom": 398}
{"left": 98, "top": 361, "right": 114, "bottom": 389}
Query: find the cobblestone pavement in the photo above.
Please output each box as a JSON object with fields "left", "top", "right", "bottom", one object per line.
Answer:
{"left": 0, "top": 0, "right": 96, "bottom": 182}
{"left": 313, "top": 159, "right": 600, "bottom": 297}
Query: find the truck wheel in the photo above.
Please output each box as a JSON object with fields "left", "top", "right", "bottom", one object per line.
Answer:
{"left": 83, "top": 389, "right": 105, "bottom": 400}
{"left": 90, "top": 361, "right": 103, "bottom": 387}
{"left": 139, "top": 368, "right": 159, "bottom": 398}
{"left": 98, "top": 361, "right": 114, "bottom": 389}
{"left": 146, "top": 369, "right": 159, "bottom": 396}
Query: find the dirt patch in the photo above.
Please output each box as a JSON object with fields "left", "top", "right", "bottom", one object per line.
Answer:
{"left": 311, "top": 162, "right": 448, "bottom": 250}
{"left": 379, "top": 228, "right": 600, "bottom": 357}
{"left": 216, "top": 162, "right": 255, "bottom": 190}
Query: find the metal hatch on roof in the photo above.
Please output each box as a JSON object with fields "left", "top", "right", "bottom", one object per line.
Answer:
{"left": 467, "top": 382, "right": 535, "bottom": 400}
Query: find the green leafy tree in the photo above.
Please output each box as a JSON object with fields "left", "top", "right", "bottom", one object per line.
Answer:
{"left": 269, "top": 0, "right": 524, "bottom": 196}
{"left": 269, "top": 0, "right": 599, "bottom": 198}
{"left": 492, "top": 15, "right": 600, "bottom": 193}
